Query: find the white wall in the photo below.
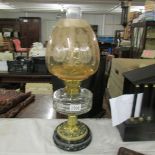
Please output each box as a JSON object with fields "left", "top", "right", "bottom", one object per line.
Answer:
{"left": 83, "top": 13, "right": 123, "bottom": 37}
{"left": 0, "top": 12, "right": 123, "bottom": 43}
{"left": 82, "top": 14, "right": 104, "bottom": 36}
{"left": 104, "top": 14, "right": 123, "bottom": 37}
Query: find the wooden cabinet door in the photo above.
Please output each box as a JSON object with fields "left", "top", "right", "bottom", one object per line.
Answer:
{"left": 19, "top": 17, "right": 41, "bottom": 48}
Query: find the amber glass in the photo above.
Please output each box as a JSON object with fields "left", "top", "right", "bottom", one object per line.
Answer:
{"left": 46, "top": 18, "right": 100, "bottom": 82}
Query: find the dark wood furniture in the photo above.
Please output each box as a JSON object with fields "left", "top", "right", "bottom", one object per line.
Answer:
{"left": 0, "top": 17, "right": 41, "bottom": 49}
{"left": 0, "top": 72, "right": 53, "bottom": 92}
{"left": 19, "top": 17, "right": 41, "bottom": 48}
{"left": 16, "top": 94, "right": 57, "bottom": 119}
{"left": 117, "top": 64, "right": 155, "bottom": 141}
{"left": 118, "top": 147, "right": 144, "bottom": 155}
{"left": 0, "top": 18, "right": 20, "bottom": 33}
{"left": 131, "top": 21, "right": 155, "bottom": 58}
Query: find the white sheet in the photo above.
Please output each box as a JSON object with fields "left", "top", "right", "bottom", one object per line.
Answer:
{"left": 110, "top": 94, "right": 143, "bottom": 126}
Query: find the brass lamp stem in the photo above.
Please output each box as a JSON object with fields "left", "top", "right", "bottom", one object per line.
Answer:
{"left": 67, "top": 115, "right": 77, "bottom": 128}
{"left": 65, "top": 80, "right": 81, "bottom": 95}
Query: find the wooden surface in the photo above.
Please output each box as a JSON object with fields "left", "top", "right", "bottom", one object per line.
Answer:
{"left": 0, "top": 70, "right": 106, "bottom": 118}
{"left": 16, "top": 94, "right": 57, "bottom": 119}
{"left": 0, "top": 72, "right": 53, "bottom": 92}
{"left": 19, "top": 17, "right": 41, "bottom": 48}
{"left": 0, "top": 72, "right": 52, "bottom": 83}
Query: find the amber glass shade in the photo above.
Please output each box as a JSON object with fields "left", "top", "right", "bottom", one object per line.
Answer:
{"left": 46, "top": 18, "right": 100, "bottom": 82}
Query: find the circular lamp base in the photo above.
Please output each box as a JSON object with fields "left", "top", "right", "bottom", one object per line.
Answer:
{"left": 53, "top": 123, "right": 92, "bottom": 151}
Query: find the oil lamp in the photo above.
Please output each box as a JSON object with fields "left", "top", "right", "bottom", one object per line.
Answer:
{"left": 46, "top": 7, "right": 100, "bottom": 151}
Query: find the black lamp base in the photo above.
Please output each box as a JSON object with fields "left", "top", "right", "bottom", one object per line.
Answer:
{"left": 53, "top": 126, "right": 92, "bottom": 151}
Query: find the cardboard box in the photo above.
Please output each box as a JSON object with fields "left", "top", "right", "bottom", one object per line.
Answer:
{"left": 108, "top": 58, "right": 155, "bottom": 97}
{"left": 145, "top": 0, "right": 155, "bottom": 12}
{"left": 128, "top": 12, "right": 140, "bottom": 22}
{"left": 123, "top": 26, "right": 131, "bottom": 40}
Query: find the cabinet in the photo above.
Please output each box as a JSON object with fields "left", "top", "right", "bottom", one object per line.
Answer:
{"left": 0, "top": 17, "right": 41, "bottom": 49}
{"left": 131, "top": 21, "right": 155, "bottom": 58}
{"left": 19, "top": 17, "right": 41, "bottom": 48}
{"left": 0, "top": 18, "right": 20, "bottom": 34}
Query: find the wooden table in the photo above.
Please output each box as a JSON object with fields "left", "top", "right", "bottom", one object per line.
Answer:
{"left": 16, "top": 94, "right": 58, "bottom": 119}
{"left": 0, "top": 72, "right": 56, "bottom": 92}
{"left": 0, "top": 71, "right": 105, "bottom": 118}
{"left": 0, "top": 73, "right": 64, "bottom": 118}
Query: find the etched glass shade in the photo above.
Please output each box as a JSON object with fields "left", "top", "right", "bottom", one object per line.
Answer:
{"left": 46, "top": 19, "right": 100, "bottom": 82}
